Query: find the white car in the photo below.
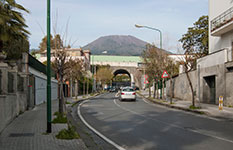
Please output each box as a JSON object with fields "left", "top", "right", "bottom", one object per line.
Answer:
{"left": 119, "top": 87, "right": 136, "bottom": 101}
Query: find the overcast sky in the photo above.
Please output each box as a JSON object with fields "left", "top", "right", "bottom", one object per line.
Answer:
{"left": 19, "top": 0, "right": 208, "bottom": 52}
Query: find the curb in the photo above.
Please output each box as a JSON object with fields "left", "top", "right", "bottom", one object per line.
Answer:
{"left": 137, "top": 92, "right": 206, "bottom": 115}
{"left": 67, "top": 92, "right": 104, "bottom": 107}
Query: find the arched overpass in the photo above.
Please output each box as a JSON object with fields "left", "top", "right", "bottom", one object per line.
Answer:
{"left": 91, "top": 55, "right": 144, "bottom": 88}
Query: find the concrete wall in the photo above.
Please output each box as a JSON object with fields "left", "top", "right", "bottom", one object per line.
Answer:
{"left": 166, "top": 71, "right": 197, "bottom": 101}
{"left": 167, "top": 61, "right": 233, "bottom": 106}
{"left": 199, "top": 63, "right": 225, "bottom": 104}
{"left": 226, "top": 71, "right": 233, "bottom": 105}
{"left": 0, "top": 63, "right": 28, "bottom": 133}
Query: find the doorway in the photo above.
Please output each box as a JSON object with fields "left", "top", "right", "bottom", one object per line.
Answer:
{"left": 203, "top": 76, "right": 216, "bottom": 104}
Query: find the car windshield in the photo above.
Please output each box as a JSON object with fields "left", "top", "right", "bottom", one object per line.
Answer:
{"left": 122, "top": 88, "right": 134, "bottom": 92}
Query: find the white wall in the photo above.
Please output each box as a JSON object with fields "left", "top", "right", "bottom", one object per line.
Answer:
{"left": 209, "top": 0, "right": 233, "bottom": 53}
{"left": 29, "top": 67, "right": 58, "bottom": 105}
{"left": 197, "top": 48, "right": 231, "bottom": 68}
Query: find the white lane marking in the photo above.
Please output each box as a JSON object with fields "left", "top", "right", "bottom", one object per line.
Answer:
{"left": 78, "top": 100, "right": 126, "bottom": 150}
{"left": 113, "top": 99, "right": 233, "bottom": 144}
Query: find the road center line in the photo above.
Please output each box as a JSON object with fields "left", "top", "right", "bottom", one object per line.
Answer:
{"left": 78, "top": 100, "right": 126, "bottom": 150}
{"left": 113, "top": 99, "right": 233, "bottom": 144}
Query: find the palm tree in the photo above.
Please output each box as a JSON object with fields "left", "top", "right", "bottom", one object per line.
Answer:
{"left": 0, "top": 0, "right": 30, "bottom": 53}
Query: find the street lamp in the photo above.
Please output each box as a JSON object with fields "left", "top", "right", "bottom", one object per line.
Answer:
{"left": 135, "top": 24, "right": 162, "bottom": 49}
{"left": 135, "top": 24, "right": 163, "bottom": 98}
{"left": 46, "top": 0, "right": 52, "bottom": 133}
{"left": 92, "top": 54, "right": 96, "bottom": 93}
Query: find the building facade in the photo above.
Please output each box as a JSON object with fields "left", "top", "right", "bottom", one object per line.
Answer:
{"left": 36, "top": 48, "right": 91, "bottom": 71}
{"left": 197, "top": 0, "right": 233, "bottom": 105}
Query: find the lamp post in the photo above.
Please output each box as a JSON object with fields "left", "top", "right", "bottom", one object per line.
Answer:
{"left": 46, "top": 0, "right": 52, "bottom": 133}
{"left": 92, "top": 54, "right": 96, "bottom": 93}
{"left": 135, "top": 24, "right": 162, "bottom": 49}
{"left": 135, "top": 24, "right": 163, "bottom": 98}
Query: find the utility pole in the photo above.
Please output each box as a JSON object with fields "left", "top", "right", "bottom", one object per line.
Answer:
{"left": 46, "top": 0, "right": 52, "bottom": 133}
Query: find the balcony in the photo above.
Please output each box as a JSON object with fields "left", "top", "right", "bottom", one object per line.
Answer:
{"left": 211, "top": 6, "right": 233, "bottom": 36}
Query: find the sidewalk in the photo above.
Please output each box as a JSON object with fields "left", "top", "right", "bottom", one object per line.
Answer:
{"left": 0, "top": 100, "right": 88, "bottom": 150}
{"left": 139, "top": 90, "right": 233, "bottom": 121}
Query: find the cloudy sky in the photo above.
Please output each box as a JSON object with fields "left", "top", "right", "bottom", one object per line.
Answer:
{"left": 19, "top": 0, "right": 208, "bottom": 52}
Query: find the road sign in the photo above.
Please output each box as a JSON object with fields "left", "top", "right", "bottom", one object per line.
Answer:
{"left": 144, "top": 74, "right": 149, "bottom": 84}
{"left": 219, "top": 96, "right": 223, "bottom": 110}
{"left": 161, "top": 70, "right": 169, "bottom": 78}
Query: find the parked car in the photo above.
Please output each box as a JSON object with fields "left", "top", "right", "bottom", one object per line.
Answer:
{"left": 119, "top": 87, "right": 136, "bottom": 101}
{"left": 110, "top": 87, "right": 117, "bottom": 92}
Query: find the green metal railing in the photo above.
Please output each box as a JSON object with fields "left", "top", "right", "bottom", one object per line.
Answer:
{"left": 28, "top": 54, "right": 55, "bottom": 78}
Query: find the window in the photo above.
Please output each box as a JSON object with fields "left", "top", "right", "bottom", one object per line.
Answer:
{"left": 8, "top": 72, "right": 14, "bottom": 93}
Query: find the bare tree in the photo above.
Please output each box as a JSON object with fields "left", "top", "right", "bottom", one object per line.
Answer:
{"left": 179, "top": 53, "right": 196, "bottom": 106}
{"left": 65, "top": 58, "right": 84, "bottom": 98}
{"left": 164, "top": 58, "right": 179, "bottom": 103}
{"left": 52, "top": 48, "right": 69, "bottom": 114}
{"left": 96, "top": 67, "right": 113, "bottom": 89}
{"left": 142, "top": 44, "right": 168, "bottom": 98}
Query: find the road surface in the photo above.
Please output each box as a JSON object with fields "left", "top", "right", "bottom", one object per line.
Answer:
{"left": 77, "top": 93, "right": 233, "bottom": 150}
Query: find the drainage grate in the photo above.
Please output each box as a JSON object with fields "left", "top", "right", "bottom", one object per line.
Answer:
{"left": 9, "top": 133, "right": 35, "bottom": 137}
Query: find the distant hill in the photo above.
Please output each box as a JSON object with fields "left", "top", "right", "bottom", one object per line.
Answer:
{"left": 82, "top": 35, "right": 148, "bottom": 56}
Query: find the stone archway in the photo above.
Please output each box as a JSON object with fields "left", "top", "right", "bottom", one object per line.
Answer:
{"left": 112, "top": 69, "right": 133, "bottom": 88}
{"left": 110, "top": 67, "right": 143, "bottom": 89}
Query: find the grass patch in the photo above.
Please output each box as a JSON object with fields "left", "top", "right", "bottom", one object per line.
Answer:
{"left": 189, "top": 105, "right": 201, "bottom": 110}
{"left": 82, "top": 96, "right": 86, "bottom": 98}
{"left": 56, "top": 125, "right": 80, "bottom": 140}
{"left": 71, "top": 101, "right": 79, "bottom": 107}
{"left": 90, "top": 93, "right": 95, "bottom": 96}
{"left": 52, "top": 112, "right": 67, "bottom": 124}
{"left": 66, "top": 101, "right": 72, "bottom": 104}
{"left": 228, "top": 105, "right": 233, "bottom": 108}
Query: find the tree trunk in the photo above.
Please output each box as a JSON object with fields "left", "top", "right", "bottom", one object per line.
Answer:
{"left": 58, "top": 82, "right": 61, "bottom": 111}
{"left": 148, "top": 83, "right": 151, "bottom": 98}
{"left": 185, "top": 71, "right": 195, "bottom": 106}
{"left": 70, "top": 78, "right": 72, "bottom": 98}
{"left": 59, "top": 82, "right": 64, "bottom": 114}
{"left": 162, "top": 79, "right": 164, "bottom": 100}
{"left": 156, "top": 81, "right": 159, "bottom": 99}
{"left": 59, "top": 74, "right": 65, "bottom": 115}
{"left": 83, "top": 77, "right": 86, "bottom": 96}
{"left": 153, "top": 80, "right": 156, "bottom": 98}
{"left": 75, "top": 79, "right": 78, "bottom": 98}
{"left": 86, "top": 78, "right": 89, "bottom": 95}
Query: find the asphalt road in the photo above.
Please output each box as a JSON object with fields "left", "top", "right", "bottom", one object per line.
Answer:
{"left": 78, "top": 93, "right": 233, "bottom": 150}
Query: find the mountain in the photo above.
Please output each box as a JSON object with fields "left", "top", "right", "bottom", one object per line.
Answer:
{"left": 82, "top": 35, "right": 148, "bottom": 56}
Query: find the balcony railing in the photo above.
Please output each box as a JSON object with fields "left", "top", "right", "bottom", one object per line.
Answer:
{"left": 211, "top": 6, "right": 233, "bottom": 32}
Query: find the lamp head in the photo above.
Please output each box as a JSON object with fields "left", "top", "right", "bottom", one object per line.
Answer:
{"left": 135, "top": 24, "right": 144, "bottom": 28}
